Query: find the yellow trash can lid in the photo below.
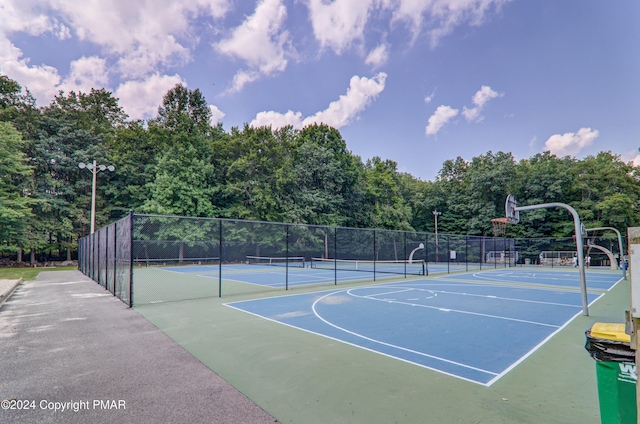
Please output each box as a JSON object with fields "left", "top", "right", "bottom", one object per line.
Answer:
{"left": 590, "top": 322, "right": 631, "bottom": 342}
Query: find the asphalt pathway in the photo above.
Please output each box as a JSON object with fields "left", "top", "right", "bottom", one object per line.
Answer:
{"left": 0, "top": 271, "right": 278, "bottom": 424}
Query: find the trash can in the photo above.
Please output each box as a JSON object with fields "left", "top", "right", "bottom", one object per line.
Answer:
{"left": 585, "top": 323, "right": 637, "bottom": 424}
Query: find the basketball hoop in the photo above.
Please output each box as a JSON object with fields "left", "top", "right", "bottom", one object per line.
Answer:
{"left": 491, "top": 218, "right": 509, "bottom": 237}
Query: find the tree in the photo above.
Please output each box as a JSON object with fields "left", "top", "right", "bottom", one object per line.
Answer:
{"left": 512, "top": 152, "right": 576, "bottom": 237}
{"left": 364, "top": 157, "right": 413, "bottom": 230}
{"left": 430, "top": 157, "right": 471, "bottom": 234}
{"left": 0, "top": 122, "right": 34, "bottom": 253}
{"left": 571, "top": 152, "right": 640, "bottom": 229}
{"left": 465, "top": 151, "right": 516, "bottom": 235}
{"left": 45, "top": 89, "right": 127, "bottom": 139}
{"left": 153, "top": 84, "right": 212, "bottom": 135}
{"left": 107, "top": 120, "right": 162, "bottom": 215}
{"left": 217, "top": 125, "right": 287, "bottom": 221}
{"left": 277, "top": 124, "right": 366, "bottom": 227}
{"left": 142, "top": 135, "right": 217, "bottom": 217}
{"left": 0, "top": 74, "right": 38, "bottom": 125}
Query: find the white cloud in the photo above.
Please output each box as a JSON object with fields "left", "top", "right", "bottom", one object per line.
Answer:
{"left": 114, "top": 73, "right": 185, "bottom": 120}
{"left": 0, "top": 1, "right": 53, "bottom": 35}
{"left": 543, "top": 127, "right": 599, "bottom": 157}
{"left": 52, "top": 21, "right": 71, "bottom": 40}
{"left": 116, "top": 42, "right": 190, "bottom": 80}
{"left": 462, "top": 85, "right": 502, "bottom": 122}
{"left": 365, "top": 43, "right": 389, "bottom": 68}
{"left": 225, "top": 70, "right": 261, "bottom": 94}
{"left": 424, "top": 90, "right": 435, "bottom": 104}
{"left": 425, "top": 105, "right": 459, "bottom": 136}
{"left": 622, "top": 150, "right": 640, "bottom": 167}
{"left": 0, "top": 38, "right": 61, "bottom": 104}
{"left": 304, "top": 0, "right": 507, "bottom": 53}
{"left": 392, "top": 0, "right": 509, "bottom": 47}
{"left": 251, "top": 110, "right": 304, "bottom": 129}
{"left": 306, "top": 72, "right": 387, "bottom": 127}
{"left": 250, "top": 72, "right": 387, "bottom": 129}
{"left": 54, "top": 0, "right": 229, "bottom": 78}
{"left": 306, "top": 0, "right": 375, "bottom": 54}
{"left": 209, "top": 105, "right": 225, "bottom": 124}
{"left": 60, "top": 56, "right": 109, "bottom": 94}
{"left": 216, "top": 0, "right": 289, "bottom": 91}
{"left": 0, "top": 0, "right": 229, "bottom": 103}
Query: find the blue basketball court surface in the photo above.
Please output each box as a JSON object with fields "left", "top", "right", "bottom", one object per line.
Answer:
{"left": 158, "top": 263, "right": 392, "bottom": 287}
{"left": 225, "top": 269, "right": 622, "bottom": 385}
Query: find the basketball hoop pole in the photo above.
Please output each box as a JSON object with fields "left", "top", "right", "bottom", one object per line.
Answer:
{"left": 514, "top": 202, "right": 589, "bottom": 316}
{"left": 585, "top": 226, "right": 627, "bottom": 280}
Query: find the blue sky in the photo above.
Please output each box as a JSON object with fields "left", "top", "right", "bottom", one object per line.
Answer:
{"left": 1, "top": 0, "right": 638, "bottom": 180}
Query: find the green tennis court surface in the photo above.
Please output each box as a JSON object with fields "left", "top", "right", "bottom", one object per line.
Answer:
{"left": 135, "top": 268, "right": 628, "bottom": 423}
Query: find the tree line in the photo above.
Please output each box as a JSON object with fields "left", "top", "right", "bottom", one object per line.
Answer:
{"left": 1, "top": 73, "right": 639, "bottom": 263}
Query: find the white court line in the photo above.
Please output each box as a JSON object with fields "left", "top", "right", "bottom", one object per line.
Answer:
{"left": 427, "top": 289, "right": 581, "bottom": 308}
{"left": 486, "top": 290, "right": 608, "bottom": 386}
{"left": 225, "top": 301, "right": 492, "bottom": 386}
{"left": 470, "top": 272, "right": 588, "bottom": 289}
{"left": 311, "top": 290, "right": 498, "bottom": 377}
{"left": 226, "top": 277, "right": 619, "bottom": 386}
{"left": 346, "top": 288, "right": 559, "bottom": 328}
{"left": 362, "top": 288, "right": 415, "bottom": 298}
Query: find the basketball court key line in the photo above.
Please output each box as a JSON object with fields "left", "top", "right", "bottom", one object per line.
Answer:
{"left": 311, "top": 290, "right": 499, "bottom": 377}
{"left": 345, "top": 287, "right": 561, "bottom": 328}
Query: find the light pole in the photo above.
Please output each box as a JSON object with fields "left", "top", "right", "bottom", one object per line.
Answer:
{"left": 433, "top": 210, "right": 441, "bottom": 262}
{"left": 79, "top": 160, "right": 115, "bottom": 234}
{"left": 432, "top": 210, "right": 441, "bottom": 244}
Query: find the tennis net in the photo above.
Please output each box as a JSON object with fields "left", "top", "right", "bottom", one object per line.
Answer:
{"left": 246, "top": 255, "right": 305, "bottom": 268}
{"left": 310, "top": 258, "right": 425, "bottom": 275}
{"left": 133, "top": 257, "right": 220, "bottom": 267}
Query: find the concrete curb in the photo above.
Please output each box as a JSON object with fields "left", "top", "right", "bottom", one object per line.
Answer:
{"left": 0, "top": 278, "right": 22, "bottom": 308}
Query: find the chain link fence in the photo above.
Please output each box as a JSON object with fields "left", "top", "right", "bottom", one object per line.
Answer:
{"left": 78, "top": 213, "right": 627, "bottom": 307}
{"left": 79, "top": 213, "right": 132, "bottom": 305}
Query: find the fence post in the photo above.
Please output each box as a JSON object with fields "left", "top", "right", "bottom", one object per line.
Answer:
{"left": 465, "top": 235, "right": 468, "bottom": 272}
{"left": 334, "top": 227, "right": 337, "bottom": 285}
{"left": 105, "top": 226, "right": 109, "bottom": 289}
{"left": 218, "top": 220, "right": 222, "bottom": 298}
{"left": 504, "top": 236, "right": 507, "bottom": 268}
{"left": 113, "top": 222, "right": 117, "bottom": 295}
{"left": 97, "top": 230, "right": 100, "bottom": 283}
{"left": 425, "top": 232, "right": 429, "bottom": 276}
{"left": 128, "top": 211, "right": 134, "bottom": 307}
{"left": 493, "top": 236, "right": 497, "bottom": 269}
{"left": 447, "top": 235, "right": 450, "bottom": 274}
{"left": 285, "top": 224, "right": 289, "bottom": 291}
{"left": 373, "top": 230, "right": 376, "bottom": 281}
{"left": 404, "top": 232, "right": 407, "bottom": 278}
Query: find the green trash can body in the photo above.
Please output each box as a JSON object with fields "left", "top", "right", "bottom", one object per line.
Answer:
{"left": 585, "top": 323, "right": 637, "bottom": 424}
{"left": 595, "top": 360, "right": 637, "bottom": 424}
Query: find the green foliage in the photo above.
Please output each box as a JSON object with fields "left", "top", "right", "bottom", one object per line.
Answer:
{"left": 153, "top": 84, "right": 211, "bottom": 134}
{"left": 2, "top": 70, "right": 639, "bottom": 263}
{"left": 0, "top": 122, "right": 34, "bottom": 251}
{"left": 364, "top": 157, "right": 413, "bottom": 230}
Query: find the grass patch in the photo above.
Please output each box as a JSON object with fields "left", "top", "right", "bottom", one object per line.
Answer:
{"left": 0, "top": 266, "right": 77, "bottom": 281}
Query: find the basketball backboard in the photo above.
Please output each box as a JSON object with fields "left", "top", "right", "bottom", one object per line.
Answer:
{"left": 505, "top": 194, "right": 519, "bottom": 224}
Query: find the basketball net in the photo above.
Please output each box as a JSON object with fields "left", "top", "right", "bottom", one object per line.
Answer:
{"left": 491, "top": 218, "right": 509, "bottom": 237}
